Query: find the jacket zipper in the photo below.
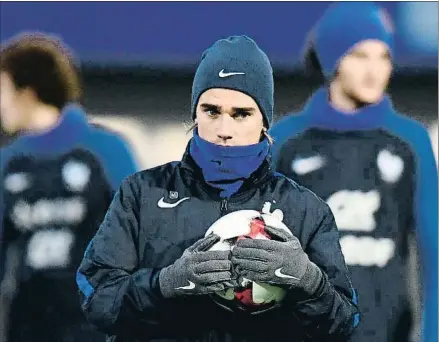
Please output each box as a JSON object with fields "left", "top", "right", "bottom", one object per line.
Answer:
{"left": 220, "top": 199, "right": 228, "bottom": 215}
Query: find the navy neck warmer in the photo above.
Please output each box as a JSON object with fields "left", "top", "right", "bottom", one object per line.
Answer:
{"left": 189, "top": 130, "right": 270, "bottom": 198}
{"left": 306, "top": 87, "right": 392, "bottom": 131}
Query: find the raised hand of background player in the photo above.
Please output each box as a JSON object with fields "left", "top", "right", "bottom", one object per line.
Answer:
{"left": 159, "top": 234, "right": 237, "bottom": 298}
{"left": 231, "top": 225, "right": 323, "bottom": 296}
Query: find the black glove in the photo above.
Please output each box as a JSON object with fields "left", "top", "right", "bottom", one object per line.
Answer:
{"left": 159, "top": 234, "right": 236, "bottom": 298}
{"left": 231, "top": 225, "right": 323, "bottom": 296}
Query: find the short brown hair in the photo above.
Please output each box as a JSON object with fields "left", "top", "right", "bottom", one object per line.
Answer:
{"left": 0, "top": 32, "right": 82, "bottom": 110}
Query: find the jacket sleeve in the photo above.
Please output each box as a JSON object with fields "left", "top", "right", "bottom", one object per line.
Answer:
{"left": 105, "top": 135, "right": 139, "bottom": 190}
{"left": 412, "top": 129, "right": 438, "bottom": 342}
{"left": 76, "top": 175, "right": 170, "bottom": 336}
{"left": 387, "top": 117, "right": 438, "bottom": 342}
{"left": 91, "top": 129, "right": 140, "bottom": 192}
{"left": 286, "top": 200, "right": 360, "bottom": 341}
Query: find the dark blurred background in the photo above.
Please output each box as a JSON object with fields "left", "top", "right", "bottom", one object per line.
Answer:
{"left": 1, "top": 1, "right": 437, "bottom": 168}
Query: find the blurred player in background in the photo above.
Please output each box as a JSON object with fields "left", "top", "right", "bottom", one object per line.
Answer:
{"left": 0, "top": 33, "right": 138, "bottom": 342}
{"left": 77, "top": 35, "right": 359, "bottom": 341}
{"left": 270, "top": 3, "right": 438, "bottom": 342}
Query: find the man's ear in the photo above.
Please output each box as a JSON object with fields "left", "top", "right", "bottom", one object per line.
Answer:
{"left": 262, "top": 127, "right": 274, "bottom": 144}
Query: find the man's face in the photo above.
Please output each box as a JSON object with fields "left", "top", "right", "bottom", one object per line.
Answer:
{"left": 195, "top": 88, "right": 265, "bottom": 146}
{"left": 0, "top": 72, "right": 29, "bottom": 134}
{"left": 336, "top": 39, "right": 392, "bottom": 104}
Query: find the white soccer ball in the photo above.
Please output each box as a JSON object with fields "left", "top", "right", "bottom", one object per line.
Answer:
{"left": 205, "top": 209, "right": 292, "bottom": 314}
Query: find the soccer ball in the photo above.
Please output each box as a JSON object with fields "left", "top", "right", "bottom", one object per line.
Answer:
{"left": 205, "top": 209, "right": 292, "bottom": 314}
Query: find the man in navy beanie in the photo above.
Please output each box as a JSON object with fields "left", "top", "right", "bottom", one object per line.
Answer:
{"left": 191, "top": 35, "right": 274, "bottom": 129}
{"left": 77, "top": 35, "right": 360, "bottom": 341}
{"left": 271, "top": 3, "right": 437, "bottom": 342}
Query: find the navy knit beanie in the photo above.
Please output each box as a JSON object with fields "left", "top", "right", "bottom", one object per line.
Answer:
{"left": 191, "top": 35, "right": 274, "bottom": 128}
{"left": 314, "top": 2, "right": 394, "bottom": 77}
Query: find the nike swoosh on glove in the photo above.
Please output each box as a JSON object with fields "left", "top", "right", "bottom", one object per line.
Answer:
{"left": 159, "top": 234, "right": 236, "bottom": 298}
{"left": 231, "top": 225, "right": 323, "bottom": 296}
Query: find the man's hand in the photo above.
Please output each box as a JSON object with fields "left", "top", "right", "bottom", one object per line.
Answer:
{"left": 159, "top": 234, "right": 236, "bottom": 298}
{"left": 231, "top": 225, "right": 323, "bottom": 296}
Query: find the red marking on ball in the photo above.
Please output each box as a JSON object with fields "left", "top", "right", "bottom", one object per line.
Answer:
{"left": 237, "top": 218, "right": 270, "bottom": 241}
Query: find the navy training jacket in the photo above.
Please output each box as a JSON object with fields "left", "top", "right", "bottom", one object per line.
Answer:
{"left": 77, "top": 145, "right": 359, "bottom": 341}
{"left": 0, "top": 105, "right": 138, "bottom": 341}
{"left": 270, "top": 88, "right": 438, "bottom": 342}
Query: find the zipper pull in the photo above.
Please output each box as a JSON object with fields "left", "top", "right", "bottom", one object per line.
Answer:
{"left": 220, "top": 199, "right": 228, "bottom": 213}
